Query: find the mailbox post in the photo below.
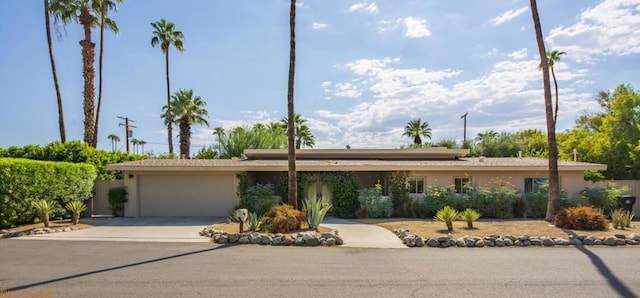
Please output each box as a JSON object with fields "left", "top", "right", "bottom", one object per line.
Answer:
{"left": 236, "top": 209, "right": 248, "bottom": 233}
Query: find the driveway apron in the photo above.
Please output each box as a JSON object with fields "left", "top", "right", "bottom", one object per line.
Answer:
{"left": 16, "top": 217, "right": 223, "bottom": 243}
{"left": 322, "top": 217, "right": 407, "bottom": 248}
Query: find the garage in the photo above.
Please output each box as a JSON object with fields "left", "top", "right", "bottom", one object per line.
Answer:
{"left": 138, "top": 174, "right": 235, "bottom": 217}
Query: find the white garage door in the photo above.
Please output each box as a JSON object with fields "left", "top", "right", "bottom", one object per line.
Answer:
{"left": 139, "top": 174, "right": 235, "bottom": 217}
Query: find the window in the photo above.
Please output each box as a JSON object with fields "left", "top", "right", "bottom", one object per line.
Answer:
{"left": 454, "top": 177, "right": 471, "bottom": 194}
{"left": 408, "top": 177, "right": 425, "bottom": 194}
{"left": 524, "top": 178, "right": 548, "bottom": 193}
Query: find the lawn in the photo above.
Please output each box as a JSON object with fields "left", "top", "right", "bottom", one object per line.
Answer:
{"left": 354, "top": 218, "right": 640, "bottom": 239}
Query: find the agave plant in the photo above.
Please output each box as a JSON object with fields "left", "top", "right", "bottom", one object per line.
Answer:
{"left": 247, "top": 212, "right": 263, "bottom": 231}
{"left": 611, "top": 209, "right": 634, "bottom": 229}
{"left": 460, "top": 208, "right": 480, "bottom": 229}
{"left": 304, "top": 195, "right": 332, "bottom": 231}
{"left": 32, "top": 199, "right": 52, "bottom": 228}
{"left": 434, "top": 206, "right": 460, "bottom": 231}
{"left": 66, "top": 201, "right": 88, "bottom": 225}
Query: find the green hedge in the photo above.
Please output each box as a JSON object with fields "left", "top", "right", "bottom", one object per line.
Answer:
{"left": 0, "top": 140, "right": 145, "bottom": 180}
{"left": 322, "top": 173, "right": 360, "bottom": 218}
{"left": 0, "top": 158, "right": 97, "bottom": 228}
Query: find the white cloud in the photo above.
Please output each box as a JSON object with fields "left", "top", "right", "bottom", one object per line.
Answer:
{"left": 348, "top": 2, "right": 378, "bottom": 14}
{"left": 508, "top": 48, "right": 528, "bottom": 59}
{"left": 546, "top": 0, "right": 640, "bottom": 62}
{"left": 313, "top": 56, "right": 592, "bottom": 148}
{"left": 491, "top": 7, "right": 528, "bottom": 25}
{"left": 312, "top": 22, "right": 328, "bottom": 30}
{"left": 397, "top": 17, "right": 432, "bottom": 38}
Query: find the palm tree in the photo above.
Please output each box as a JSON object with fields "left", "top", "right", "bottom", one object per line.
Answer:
{"left": 107, "top": 133, "right": 120, "bottom": 151}
{"left": 213, "top": 127, "right": 225, "bottom": 156}
{"left": 530, "top": 0, "right": 561, "bottom": 222}
{"left": 286, "top": 0, "right": 297, "bottom": 208}
{"left": 44, "top": 0, "right": 66, "bottom": 143}
{"left": 164, "top": 89, "right": 209, "bottom": 159}
{"left": 281, "top": 113, "right": 315, "bottom": 149}
{"left": 131, "top": 138, "right": 140, "bottom": 154}
{"left": 547, "top": 50, "right": 566, "bottom": 123}
{"left": 139, "top": 139, "right": 146, "bottom": 154}
{"left": 151, "top": 19, "right": 184, "bottom": 155}
{"left": 50, "top": 0, "right": 120, "bottom": 147}
{"left": 94, "top": 0, "right": 123, "bottom": 148}
{"left": 403, "top": 118, "right": 432, "bottom": 145}
{"left": 475, "top": 130, "right": 498, "bottom": 142}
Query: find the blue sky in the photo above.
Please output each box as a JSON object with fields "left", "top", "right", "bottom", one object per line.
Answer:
{"left": 1, "top": 0, "right": 640, "bottom": 153}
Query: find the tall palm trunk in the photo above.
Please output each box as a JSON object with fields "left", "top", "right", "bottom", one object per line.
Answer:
{"left": 44, "top": 0, "right": 66, "bottom": 143}
{"left": 180, "top": 118, "right": 190, "bottom": 158}
{"left": 94, "top": 3, "right": 106, "bottom": 148}
{"left": 165, "top": 47, "right": 174, "bottom": 155}
{"left": 287, "top": 0, "right": 297, "bottom": 209}
{"left": 79, "top": 6, "right": 96, "bottom": 147}
{"left": 530, "top": 0, "right": 561, "bottom": 222}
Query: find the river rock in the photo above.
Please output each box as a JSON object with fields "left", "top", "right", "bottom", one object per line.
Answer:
{"left": 475, "top": 240, "right": 485, "bottom": 247}
{"left": 427, "top": 238, "right": 440, "bottom": 247}
{"left": 495, "top": 238, "right": 505, "bottom": 247}
{"left": 415, "top": 237, "right": 425, "bottom": 247}
{"left": 604, "top": 237, "right": 617, "bottom": 246}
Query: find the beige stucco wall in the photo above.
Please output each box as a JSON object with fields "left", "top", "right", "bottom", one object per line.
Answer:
{"left": 408, "top": 170, "right": 588, "bottom": 198}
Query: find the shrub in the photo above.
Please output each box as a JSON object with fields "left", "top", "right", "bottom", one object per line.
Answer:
{"left": 434, "top": 206, "right": 460, "bottom": 231}
{"left": 322, "top": 173, "right": 360, "bottom": 218}
{"left": 554, "top": 206, "right": 608, "bottom": 231}
{"left": 0, "top": 158, "right": 96, "bottom": 228}
{"left": 304, "top": 194, "right": 332, "bottom": 231}
{"left": 581, "top": 183, "right": 628, "bottom": 216}
{"left": 107, "top": 187, "right": 128, "bottom": 217}
{"left": 460, "top": 208, "right": 480, "bottom": 229}
{"left": 524, "top": 191, "right": 548, "bottom": 218}
{"left": 32, "top": 199, "right": 53, "bottom": 228}
{"left": 388, "top": 172, "right": 412, "bottom": 217}
{"left": 357, "top": 184, "right": 392, "bottom": 218}
{"left": 424, "top": 185, "right": 457, "bottom": 217}
{"left": 611, "top": 209, "right": 634, "bottom": 229}
{"left": 482, "top": 178, "right": 517, "bottom": 219}
{"left": 66, "top": 201, "right": 87, "bottom": 225}
{"left": 261, "top": 204, "right": 306, "bottom": 233}
{"left": 239, "top": 184, "right": 280, "bottom": 216}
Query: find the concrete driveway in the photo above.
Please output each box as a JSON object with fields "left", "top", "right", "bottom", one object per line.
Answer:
{"left": 18, "top": 217, "right": 223, "bottom": 243}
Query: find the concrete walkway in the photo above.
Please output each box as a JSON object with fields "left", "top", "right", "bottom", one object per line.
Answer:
{"left": 322, "top": 217, "right": 406, "bottom": 249}
{"left": 17, "top": 217, "right": 223, "bottom": 243}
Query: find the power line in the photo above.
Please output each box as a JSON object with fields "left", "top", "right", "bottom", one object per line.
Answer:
{"left": 117, "top": 116, "right": 136, "bottom": 153}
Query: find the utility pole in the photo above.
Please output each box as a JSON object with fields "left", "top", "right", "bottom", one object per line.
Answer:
{"left": 460, "top": 112, "right": 468, "bottom": 145}
{"left": 117, "top": 116, "right": 136, "bottom": 153}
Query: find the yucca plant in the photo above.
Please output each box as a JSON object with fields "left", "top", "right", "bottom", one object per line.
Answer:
{"left": 304, "top": 195, "right": 332, "bottom": 231}
{"left": 460, "top": 208, "right": 481, "bottom": 229}
{"left": 247, "top": 212, "right": 263, "bottom": 231}
{"left": 611, "top": 209, "right": 634, "bottom": 229}
{"left": 434, "top": 206, "right": 460, "bottom": 231}
{"left": 32, "top": 199, "right": 52, "bottom": 228}
{"left": 66, "top": 201, "right": 88, "bottom": 225}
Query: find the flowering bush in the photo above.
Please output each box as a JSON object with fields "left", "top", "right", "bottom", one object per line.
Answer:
{"left": 423, "top": 184, "right": 457, "bottom": 216}
{"left": 357, "top": 184, "right": 392, "bottom": 218}
{"left": 554, "top": 206, "right": 608, "bottom": 231}
{"left": 482, "top": 178, "right": 518, "bottom": 219}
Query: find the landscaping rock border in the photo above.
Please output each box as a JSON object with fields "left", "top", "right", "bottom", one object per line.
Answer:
{"left": 200, "top": 228, "right": 343, "bottom": 247}
{"left": 393, "top": 229, "right": 640, "bottom": 248}
{"left": 0, "top": 227, "right": 83, "bottom": 239}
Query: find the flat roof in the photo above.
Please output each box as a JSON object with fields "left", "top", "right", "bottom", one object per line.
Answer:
{"left": 244, "top": 148, "right": 470, "bottom": 160}
{"left": 107, "top": 157, "right": 607, "bottom": 172}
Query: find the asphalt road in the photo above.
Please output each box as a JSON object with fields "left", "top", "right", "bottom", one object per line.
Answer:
{"left": 1, "top": 240, "right": 639, "bottom": 298}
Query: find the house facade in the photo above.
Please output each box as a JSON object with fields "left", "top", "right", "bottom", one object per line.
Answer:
{"left": 107, "top": 148, "right": 607, "bottom": 217}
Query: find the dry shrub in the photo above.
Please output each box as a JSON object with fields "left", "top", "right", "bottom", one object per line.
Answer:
{"left": 261, "top": 204, "right": 306, "bottom": 233}
{"left": 553, "top": 206, "right": 607, "bottom": 231}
